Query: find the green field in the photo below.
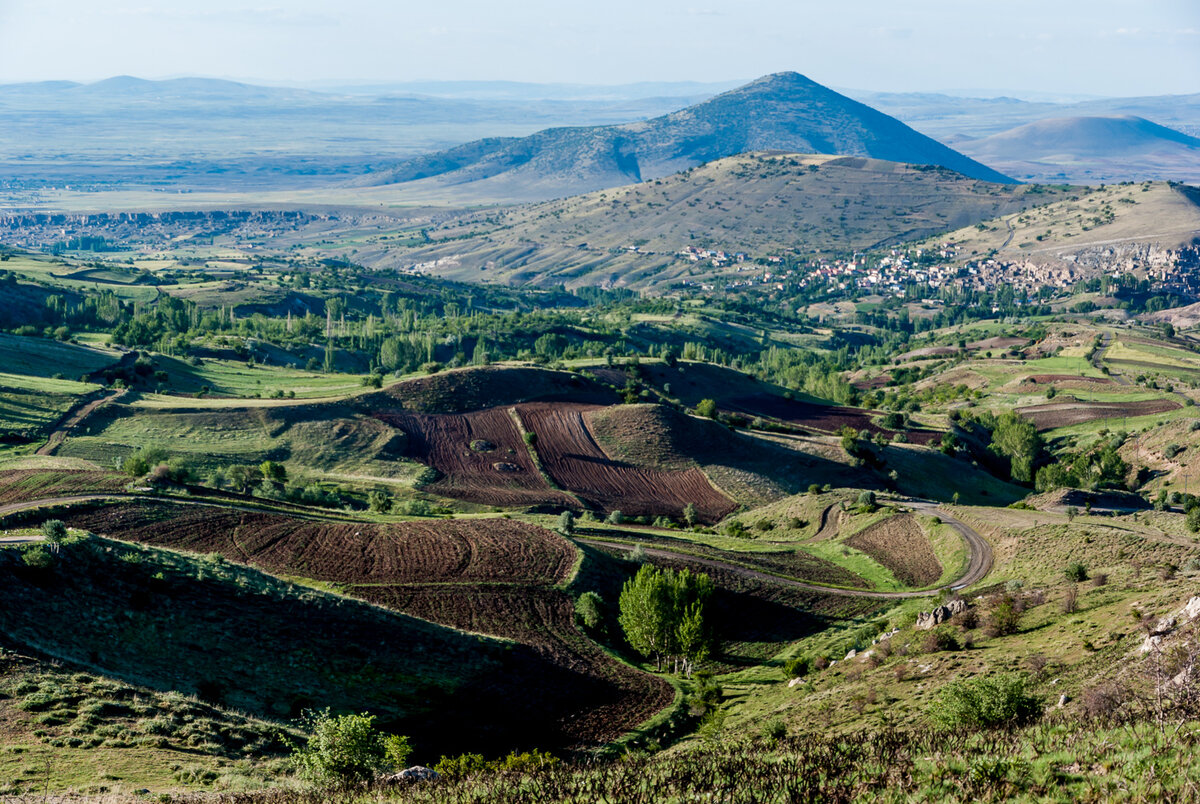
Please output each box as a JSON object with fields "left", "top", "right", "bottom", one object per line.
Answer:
{"left": 149, "top": 355, "right": 369, "bottom": 399}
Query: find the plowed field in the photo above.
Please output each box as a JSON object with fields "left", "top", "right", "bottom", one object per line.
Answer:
{"left": 1017, "top": 398, "right": 1181, "bottom": 430}
{"left": 0, "top": 469, "right": 127, "bottom": 504}
{"left": 845, "top": 514, "right": 942, "bottom": 587}
{"left": 724, "top": 393, "right": 942, "bottom": 445}
{"left": 517, "top": 403, "right": 736, "bottom": 522}
{"left": 57, "top": 502, "right": 576, "bottom": 586}
{"left": 377, "top": 407, "right": 578, "bottom": 508}
{"left": 55, "top": 502, "right": 671, "bottom": 749}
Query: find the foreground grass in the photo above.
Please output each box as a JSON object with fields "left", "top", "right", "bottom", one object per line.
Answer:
{"left": 133, "top": 718, "right": 1200, "bottom": 803}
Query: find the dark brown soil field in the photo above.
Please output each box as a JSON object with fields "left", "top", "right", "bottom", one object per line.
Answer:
{"left": 724, "top": 393, "right": 942, "bottom": 446}
{"left": 967, "top": 337, "right": 1028, "bottom": 350}
{"left": 0, "top": 535, "right": 667, "bottom": 758}
{"left": 852, "top": 375, "right": 894, "bottom": 390}
{"left": 845, "top": 514, "right": 942, "bottom": 587}
{"left": 369, "top": 366, "right": 615, "bottom": 414}
{"left": 57, "top": 502, "right": 576, "bottom": 586}
{"left": 358, "top": 584, "right": 671, "bottom": 739}
{"left": 1017, "top": 398, "right": 1181, "bottom": 430}
{"left": 1016, "top": 375, "right": 1119, "bottom": 393}
{"left": 517, "top": 402, "right": 736, "bottom": 522}
{"left": 377, "top": 407, "right": 579, "bottom": 509}
{"left": 51, "top": 502, "right": 671, "bottom": 753}
{"left": 587, "top": 362, "right": 774, "bottom": 408}
{"left": 0, "top": 469, "right": 127, "bottom": 504}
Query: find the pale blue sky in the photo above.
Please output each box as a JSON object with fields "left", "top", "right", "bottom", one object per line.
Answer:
{"left": 0, "top": 0, "right": 1196, "bottom": 96}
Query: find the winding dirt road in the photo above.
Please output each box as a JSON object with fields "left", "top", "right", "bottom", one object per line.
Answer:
{"left": 36, "top": 389, "right": 127, "bottom": 456}
{"left": 579, "top": 500, "right": 992, "bottom": 600}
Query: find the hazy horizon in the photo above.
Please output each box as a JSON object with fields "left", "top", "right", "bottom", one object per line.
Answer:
{"left": 0, "top": 1, "right": 1196, "bottom": 98}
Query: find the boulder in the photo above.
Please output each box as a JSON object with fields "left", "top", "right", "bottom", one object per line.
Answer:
{"left": 788, "top": 677, "right": 805, "bottom": 688}
{"left": 915, "top": 598, "right": 969, "bottom": 630}
{"left": 1182, "top": 597, "right": 1200, "bottom": 621}
{"left": 1140, "top": 634, "right": 1164, "bottom": 654}
{"left": 1151, "top": 616, "right": 1177, "bottom": 637}
{"left": 382, "top": 766, "right": 439, "bottom": 785}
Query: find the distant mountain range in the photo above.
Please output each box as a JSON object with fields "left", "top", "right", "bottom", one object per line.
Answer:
{"left": 0, "top": 74, "right": 1195, "bottom": 197}
{"left": 954, "top": 115, "right": 1200, "bottom": 183}
{"left": 359, "top": 72, "right": 1014, "bottom": 203}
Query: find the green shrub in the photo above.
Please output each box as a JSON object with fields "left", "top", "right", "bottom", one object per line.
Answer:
{"left": 986, "top": 594, "right": 1023, "bottom": 636}
{"left": 761, "top": 718, "right": 787, "bottom": 741}
{"left": 289, "top": 710, "right": 409, "bottom": 787}
{"left": 856, "top": 490, "right": 878, "bottom": 513}
{"left": 433, "top": 752, "right": 487, "bottom": 781}
{"left": 21, "top": 545, "right": 53, "bottom": 569}
{"left": 575, "top": 591, "right": 604, "bottom": 630}
{"left": 782, "top": 656, "right": 811, "bottom": 679}
{"left": 1064, "top": 562, "right": 1089, "bottom": 582}
{"left": 930, "top": 673, "right": 1043, "bottom": 730}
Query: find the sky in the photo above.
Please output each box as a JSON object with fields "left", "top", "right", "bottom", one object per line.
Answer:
{"left": 0, "top": 0, "right": 1196, "bottom": 97}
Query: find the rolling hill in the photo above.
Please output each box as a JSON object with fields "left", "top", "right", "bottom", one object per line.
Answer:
{"left": 359, "top": 72, "right": 1014, "bottom": 204}
{"left": 914, "top": 180, "right": 1200, "bottom": 267}
{"left": 356, "top": 152, "right": 1066, "bottom": 289}
{"left": 956, "top": 115, "right": 1200, "bottom": 183}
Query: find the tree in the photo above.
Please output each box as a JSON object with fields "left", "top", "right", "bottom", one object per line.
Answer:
{"left": 989, "top": 411, "right": 1043, "bottom": 483}
{"left": 575, "top": 591, "right": 604, "bottom": 630}
{"left": 618, "top": 565, "right": 674, "bottom": 669}
{"left": 618, "top": 565, "right": 714, "bottom": 674}
{"left": 695, "top": 398, "right": 718, "bottom": 419}
{"left": 290, "top": 709, "right": 410, "bottom": 787}
{"left": 558, "top": 510, "right": 575, "bottom": 535}
{"left": 227, "top": 464, "right": 262, "bottom": 494}
{"left": 41, "top": 520, "right": 67, "bottom": 555}
{"left": 367, "top": 491, "right": 392, "bottom": 514}
{"left": 260, "top": 460, "right": 287, "bottom": 484}
{"left": 675, "top": 602, "right": 709, "bottom": 677}
{"left": 682, "top": 503, "right": 698, "bottom": 529}
{"left": 121, "top": 446, "right": 169, "bottom": 478}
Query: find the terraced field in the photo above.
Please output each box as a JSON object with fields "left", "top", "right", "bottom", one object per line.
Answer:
{"left": 50, "top": 502, "right": 672, "bottom": 752}
{"left": 0, "top": 534, "right": 664, "bottom": 759}
{"left": 1016, "top": 397, "right": 1181, "bottom": 430}
{"left": 844, "top": 514, "right": 942, "bottom": 587}
{"left": 378, "top": 406, "right": 579, "bottom": 508}
{"left": 0, "top": 469, "right": 128, "bottom": 504}
{"left": 723, "top": 393, "right": 942, "bottom": 445}
{"left": 57, "top": 502, "right": 576, "bottom": 586}
{"left": 517, "top": 403, "right": 736, "bottom": 522}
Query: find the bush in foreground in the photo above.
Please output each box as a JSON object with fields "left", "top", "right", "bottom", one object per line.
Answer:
{"left": 930, "top": 672, "right": 1043, "bottom": 731}
{"left": 290, "top": 710, "right": 410, "bottom": 786}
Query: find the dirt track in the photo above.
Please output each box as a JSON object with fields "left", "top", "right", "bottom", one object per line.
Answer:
{"left": 36, "top": 388, "right": 127, "bottom": 456}
{"left": 579, "top": 499, "right": 992, "bottom": 600}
